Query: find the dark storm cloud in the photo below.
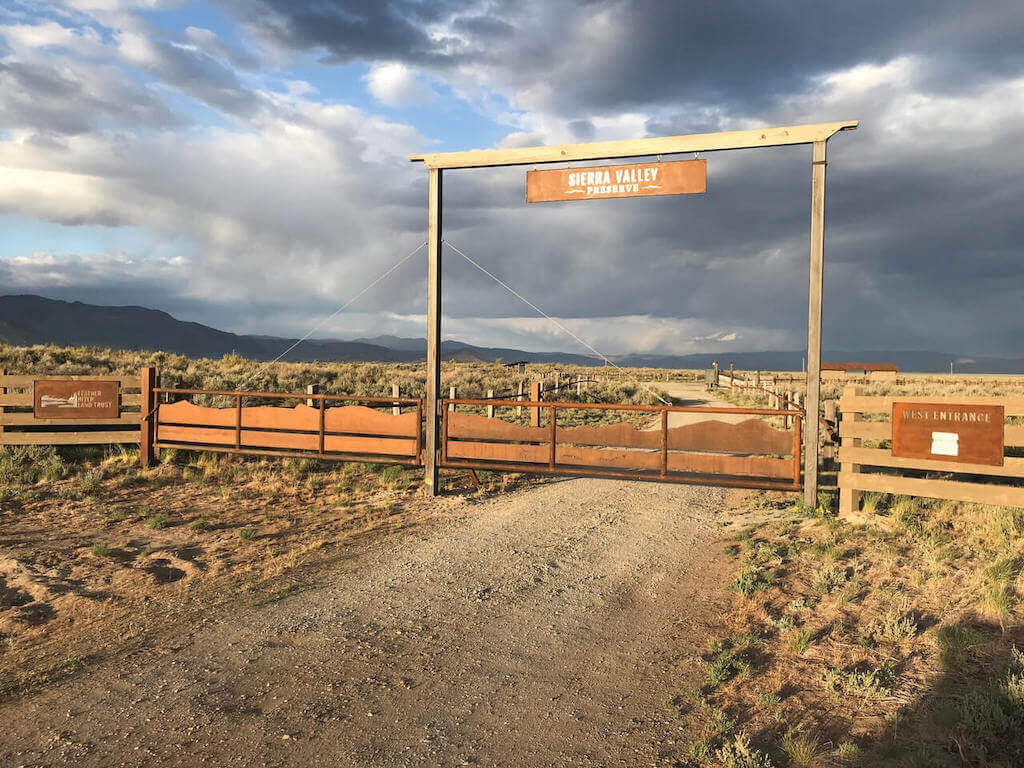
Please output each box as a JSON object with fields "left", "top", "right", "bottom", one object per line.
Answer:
{"left": 219, "top": 0, "right": 1024, "bottom": 114}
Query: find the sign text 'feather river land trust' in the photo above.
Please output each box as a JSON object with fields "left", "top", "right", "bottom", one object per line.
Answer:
{"left": 34, "top": 379, "right": 120, "bottom": 420}
{"left": 526, "top": 159, "right": 706, "bottom": 203}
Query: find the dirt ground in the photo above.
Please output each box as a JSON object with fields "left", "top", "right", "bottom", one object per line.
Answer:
{"left": 0, "top": 476, "right": 733, "bottom": 767}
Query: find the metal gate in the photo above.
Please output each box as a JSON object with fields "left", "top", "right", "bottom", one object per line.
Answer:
{"left": 438, "top": 397, "right": 802, "bottom": 491}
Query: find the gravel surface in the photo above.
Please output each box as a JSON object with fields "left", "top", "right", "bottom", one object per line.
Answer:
{"left": 1, "top": 477, "right": 730, "bottom": 767}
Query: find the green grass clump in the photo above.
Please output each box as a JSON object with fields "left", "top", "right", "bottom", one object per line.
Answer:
{"left": 823, "top": 661, "right": 896, "bottom": 700}
{"left": 790, "top": 627, "right": 815, "bottom": 655}
{"left": 187, "top": 518, "right": 210, "bottom": 532}
{"left": 731, "top": 564, "right": 777, "bottom": 598}
{"left": 935, "top": 624, "right": 987, "bottom": 670}
{"left": 88, "top": 543, "right": 111, "bottom": 557}
{"left": 238, "top": 527, "right": 256, "bottom": 541}
{"left": 779, "top": 728, "right": 826, "bottom": 768}
{"left": 145, "top": 512, "right": 169, "bottom": 529}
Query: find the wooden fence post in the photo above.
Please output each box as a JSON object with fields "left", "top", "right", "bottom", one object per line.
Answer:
{"left": 576, "top": 380, "right": 582, "bottom": 397}
{"left": 140, "top": 366, "right": 157, "bottom": 468}
{"left": 486, "top": 389, "right": 494, "bottom": 418}
{"left": 0, "top": 368, "right": 6, "bottom": 446}
{"left": 713, "top": 362, "right": 719, "bottom": 388}
{"left": 449, "top": 386, "right": 456, "bottom": 412}
{"left": 824, "top": 399, "right": 837, "bottom": 422}
{"left": 306, "top": 383, "right": 320, "bottom": 407}
{"left": 517, "top": 380, "right": 524, "bottom": 418}
{"left": 392, "top": 383, "right": 401, "bottom": 415}
{"left": 838, "top": 386, "right": 863, "bottom": 514}
{"left": 530, "top": 381, "right": 542, "bottom": 428}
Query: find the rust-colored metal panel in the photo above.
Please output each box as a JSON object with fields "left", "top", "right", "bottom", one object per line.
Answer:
{"left": 667, "top": 452, "right": 793, "bottom": 479}
{"left": 559, "top": 421, "right": 661, "bottom": 449}
{"left": 156, "top": 424, "right": 416, "bottom": 457}
{"left": 527, "top": 159, "right": 706, "bottom": 203}
{"left": 34, "top": 379, "right": 119, "bottom": 420}
{"left": 447, "top": 412, "right": 548, "bottom": 442}
{"left": 667, "top": 419, "right": 793, "bottom": 456}
{"left": 892, "top": 402, "right": 1004, "bottom": 466}
{"left": 159, "top": 400, "right": 419, "bottom": 438}
{"left": 447, "top": 440, "right": 549, "bottom": 464}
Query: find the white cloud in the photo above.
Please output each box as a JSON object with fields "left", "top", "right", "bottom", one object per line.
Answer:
{"left": 363, "top": 62, "right": 435, "bottom": 107}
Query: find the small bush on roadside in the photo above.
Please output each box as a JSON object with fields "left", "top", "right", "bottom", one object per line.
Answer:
{"left": 0, "top": 445, "right": 68, "bottom": 485}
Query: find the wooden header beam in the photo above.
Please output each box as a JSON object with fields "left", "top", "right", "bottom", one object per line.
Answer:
{"left": 409, "top": 121, "right": 857, "bottom": 169}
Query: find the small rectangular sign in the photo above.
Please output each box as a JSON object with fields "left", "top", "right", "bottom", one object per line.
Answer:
{"left": 526, "top": 159, "right": 706, "bottom": 203}
{"left": 892, "top": 402, "right": 1004, "bottom": 466}
{"left": 34, "top": 379, "right": 120, "bottom": 420}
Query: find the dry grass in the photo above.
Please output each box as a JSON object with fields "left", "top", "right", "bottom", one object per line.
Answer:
{"left": 673, "top": 490, "right": 1024, "bottom": 767}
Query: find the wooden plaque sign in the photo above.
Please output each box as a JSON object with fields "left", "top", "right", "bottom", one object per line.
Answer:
{"left": 34, "top": 379, "right": 120, "bottom": 420}
{"left": 526, "top": 158, "right": 706, "bottom": 203}
{"left": 891, "top": 402, "right": 1004, "bottom": 466}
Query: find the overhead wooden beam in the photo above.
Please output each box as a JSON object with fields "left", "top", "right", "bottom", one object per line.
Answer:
{"left": 409, "top": 121, "right": 857, "bottom": 169}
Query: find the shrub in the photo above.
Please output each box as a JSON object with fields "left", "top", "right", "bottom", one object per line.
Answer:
{"left": 0, "top": 445, "right": 67, "bottom": 485}
{"left": 716, "top": 733, "right": 774, "bottom": 768}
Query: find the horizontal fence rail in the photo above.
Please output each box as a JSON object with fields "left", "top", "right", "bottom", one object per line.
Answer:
{"left": 838, "top": 386, "right": 1024, "bottom": 510}
{"left": 0, "top": 372, "right": 141, "bottom": 446}
{"left": 150, "top": 386, "right": 423, "bottom": 466}
{"left": 439, "top": 398, "right": 803, "bottom": 491}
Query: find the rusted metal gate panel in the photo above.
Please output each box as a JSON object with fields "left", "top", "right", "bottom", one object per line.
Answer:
{"left": 439, "top": 398, "right": 802, "bottom": 491}
{"left": 152, "top": 387, "right": 422, "bottom": 465}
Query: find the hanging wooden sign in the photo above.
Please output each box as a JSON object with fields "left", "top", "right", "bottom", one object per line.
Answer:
{"left": 526, "top": 158, "right": 706, "bottom": 203}
{"left": 891, "top": 402, "right": 1004, "bottom": 466}
{"left": 34, "top": 379, "right": 120, "bottom": 420}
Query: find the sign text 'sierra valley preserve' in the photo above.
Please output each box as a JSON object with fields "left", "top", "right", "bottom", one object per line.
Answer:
{"left": 526, "top": 158, "right": 707, "bottom": 202}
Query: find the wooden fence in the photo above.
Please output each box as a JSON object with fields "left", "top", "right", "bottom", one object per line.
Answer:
{"left": 838, "top": 385, "right": 1024, "bottom": 511}
{"left": 0, "top": 371, "right": 142, "bottom": 446}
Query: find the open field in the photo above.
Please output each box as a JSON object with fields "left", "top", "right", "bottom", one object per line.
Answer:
{"left": 1, "top": 344, "right": 1022, "bottom": 765}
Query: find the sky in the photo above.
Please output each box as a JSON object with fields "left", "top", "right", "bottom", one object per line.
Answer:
{"left": 1, "top": 0, "right": 1022, "bottom": 357}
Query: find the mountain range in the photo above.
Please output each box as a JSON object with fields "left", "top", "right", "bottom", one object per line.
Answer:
{"left": 1, "top": 295, "right": 1021, "bottom": 373}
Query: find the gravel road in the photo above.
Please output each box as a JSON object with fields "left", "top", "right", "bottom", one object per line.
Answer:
{"left": 1, "top": 477, "right": 730, "bottom": 767}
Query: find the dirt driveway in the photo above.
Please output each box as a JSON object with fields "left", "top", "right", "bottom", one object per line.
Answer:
{"left": 1, "top": 477, "right": 732, "bottom": 767}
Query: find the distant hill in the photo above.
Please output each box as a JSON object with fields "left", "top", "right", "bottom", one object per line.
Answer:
{"left": 2, "top": 295, "right": 1022, "bottom": 372}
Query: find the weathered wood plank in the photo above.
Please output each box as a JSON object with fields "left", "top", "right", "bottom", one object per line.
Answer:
{"left": 0, "top": 430, "right": 140, "bottom": 445}
{"left": 0, "top": 375, "right": 140, "bottom": 388}
{"left": 838, "top": 446, "right": 1024, "bottom": 479}
{"left": 841, "top": 395, "right": 1024, "bottom": 417}
{"left": 1, "top": 413, "right": 141, "bottom": 426}
{"left": 838, "top": 471, "right": 1024, "bottom": 508}
{"left": 409, "top": 121, "right": 858, "bottom": 169}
